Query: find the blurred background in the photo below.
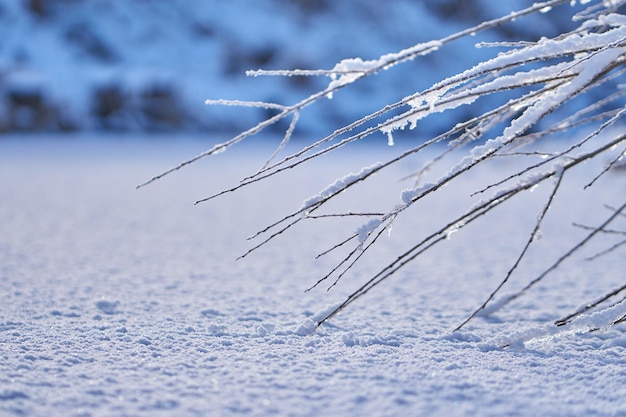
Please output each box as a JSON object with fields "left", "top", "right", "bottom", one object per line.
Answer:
{"left": 0, "top": 0, "right": 585, "bottom": 138}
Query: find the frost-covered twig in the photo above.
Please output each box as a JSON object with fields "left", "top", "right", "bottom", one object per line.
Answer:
{"left": 317, "top": 133, "right": 626, "bottom": 326}
{"left": 138, "top": 0, "right": 576, "bottom": 190}
{"left": 142, "top": 0, "right": 626, "bottom": 333}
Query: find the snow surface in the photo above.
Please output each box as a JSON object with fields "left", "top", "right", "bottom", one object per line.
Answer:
{"left": 2, "top": 136, "right": 626, "bottom": 417}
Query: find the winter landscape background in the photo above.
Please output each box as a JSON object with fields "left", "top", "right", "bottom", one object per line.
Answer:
{"left": 2, "top": 1, "right": 626, "bottom": 417}
{"left": 0, "top": 0, "right": 590, "bottom": 135}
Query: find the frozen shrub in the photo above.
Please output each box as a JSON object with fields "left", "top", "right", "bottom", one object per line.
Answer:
{"left": 92, "top": 84, "right": 128, "bottom": 130}
{"left": 137, "top": 84, "right": 184, "bottom": 131}
{"left": 141, "top": 0, "right": 626, "bottom": 332}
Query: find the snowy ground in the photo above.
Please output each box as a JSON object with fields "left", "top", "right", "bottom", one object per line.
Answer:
{"left": 2, "top": 136, "right": 626, "bottom": 417}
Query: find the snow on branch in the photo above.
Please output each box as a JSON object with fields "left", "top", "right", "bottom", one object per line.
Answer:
{"left": 141, "top": 0, "right": 626, "bottom": 336}
{"left": 301, "top": 163, "right": 384, "bottom": 214}
{"left": 137, "top": 0, "right": 577, "bottom": 190}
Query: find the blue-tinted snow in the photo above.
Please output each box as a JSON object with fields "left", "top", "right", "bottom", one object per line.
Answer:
{"left": 1, "top": 137, "right": 626, "bottom": 416}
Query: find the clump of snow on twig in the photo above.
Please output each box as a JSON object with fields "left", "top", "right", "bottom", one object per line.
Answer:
{"left": 300, "top": 163, "right": 383, "bottom": 213}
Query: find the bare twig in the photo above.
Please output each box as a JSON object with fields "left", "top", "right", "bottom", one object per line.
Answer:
{"left": 454, "top": 171, "right": 565, "bottom": 331}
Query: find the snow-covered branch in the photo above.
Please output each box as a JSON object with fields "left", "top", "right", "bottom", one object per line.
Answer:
{"left": 142, "top": 0, "right": 626, "bottom": 334}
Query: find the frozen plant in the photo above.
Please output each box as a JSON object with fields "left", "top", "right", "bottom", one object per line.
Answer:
{"left": 140, "top": 0, "right": 626, "bottom": 332}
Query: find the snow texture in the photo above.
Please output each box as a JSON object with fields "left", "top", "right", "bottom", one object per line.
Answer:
{"left": 2, "top": 137, "right": 626, "bottom": 417}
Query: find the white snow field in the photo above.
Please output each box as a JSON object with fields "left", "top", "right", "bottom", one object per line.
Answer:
{"left": 2, "top": 136, "right": 626, "bottom": 417}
